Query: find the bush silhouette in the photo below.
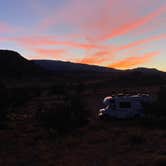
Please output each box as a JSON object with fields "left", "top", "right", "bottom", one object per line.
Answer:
{"left": 38, "top": 92, "right": 89, "bottom": 134}
{"left": 153, "top": 86, "right": 166, "bottom": 116}
{"left": 0, "top": 82, "right": 9, "bottom": 121}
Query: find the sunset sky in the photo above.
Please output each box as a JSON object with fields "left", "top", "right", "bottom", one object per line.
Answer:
{"left": 0, "top": 0, "right": 166, "bottom": 70}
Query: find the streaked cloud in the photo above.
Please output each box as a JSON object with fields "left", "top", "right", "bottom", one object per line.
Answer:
{"left": 79, "top": 51, "right": 113, "bottom": 65}
{"left": 109, "top": 52, "right": 159, "bottom": 69}
{"left": 100, "top": 5, "right": 166, "bottom": 41}
{"left": 78, "top": 34, "right": 166, "bottom": 65}
{"left": 0, "top": 22, "right": 14, "bottom": 33}
{"left": 0, "top": 0, "right": 165, "bottom": 70}
{"left": 25, "top": 48, "right": 66, "bottom": 60}
{"left": 117, "top": 34, "right": 166, "bottom": 51}
{"left": 12, "top": 36, "right": 103, "bottom": 50}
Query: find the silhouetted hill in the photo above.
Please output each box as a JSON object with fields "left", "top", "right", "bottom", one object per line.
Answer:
{"left": 32, "top": 59, "right": 166, "bottom": 85}
{"left": 125, "top": 67, "right": 166, "bottom": 79}
{"left": 0, "top": 50, "right": 44, "bottom": 77}
{"left": 32, "top": 60, "right": 120, "bottom": 73}
{"left": 0, "top": 50, "right": 165, "bottom": 84}
{"left": 115, "top": 67, "right": 166, "bottom": 85}
{"left": 126, "top": 67, "right": 166, "bottom": 75}
{"left": 33, "top": 59, "right": 166, "bottom": 75}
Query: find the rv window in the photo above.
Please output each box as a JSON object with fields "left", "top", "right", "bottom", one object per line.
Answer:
{"left": 119, "top": 102, "right": 131, "bottom": 108}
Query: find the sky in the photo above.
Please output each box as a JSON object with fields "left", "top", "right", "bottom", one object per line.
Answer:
{"left": 0, "top": 0, "right": 166, "bottom": 70}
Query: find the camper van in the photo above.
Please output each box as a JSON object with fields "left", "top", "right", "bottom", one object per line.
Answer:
{"left": 98, "top": 94, "right": 152, "bottom": 119}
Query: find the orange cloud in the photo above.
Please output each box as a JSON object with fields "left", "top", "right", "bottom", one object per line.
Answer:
{"left": 78, "top": 34, "right": 166, "bottom": 65}
{"left": 109, "top": 52, "right": 159, "bottom": 69}
{"left": 79, "top": 51, "right": 112, "bottom": 65}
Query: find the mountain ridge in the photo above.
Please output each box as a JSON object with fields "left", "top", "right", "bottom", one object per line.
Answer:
{"left": 0, "top": 50, "right": 165, "bottom": 79}
{"left": 0, "top": 50, "right": 45, "bottom": 77}
{"left": 32, "top": 59, "right": 166, "bottom": 74}
{"left": 32, "top": 59, "right": 120, "bottom": 73}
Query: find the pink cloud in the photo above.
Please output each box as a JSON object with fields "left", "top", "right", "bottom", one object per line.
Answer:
{"left": 0, "top": 22, "right": 14, "bottom": 33}
{"left": 13, "top": 36, "right": 104, "bottom": 50}
{"left": 117, "top": 34, "right": 166, "bottom": 51}
{"left": 39, "top": 0, "right": 166, "bottom": 43}
{"left": 1, "top": 0, "right": 165, "bottom": 70}
{"left": 100, "top": 5, "right": 166, "bottom": 41}
{"left": 32, "top": 48, "right": 66, "bottom": 59}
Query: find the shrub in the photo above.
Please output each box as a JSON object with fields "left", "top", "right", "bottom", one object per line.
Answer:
{"left": 155, "top": 156, "right": 166, "bottom": 166}
{"left": 154, "top": 86, "right": 166, "bottom": 116}
{"left": 38, "top": 92, "right": 89, "bottom": 135}
{"left": 0, "top": 81, "right": 9, "bottom": 121}
{"left": 143, "top": 86, "right": 166, "bottom": 117}
{"left": 128, "top": 134, "right": 146, "bottom": 146}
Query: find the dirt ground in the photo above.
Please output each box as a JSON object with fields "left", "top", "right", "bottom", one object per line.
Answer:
{"left": 1, "top": 111, "right": 166, "bottom": 166}
{"left": 0, "top": 85, "right": 166, "bottom": 166}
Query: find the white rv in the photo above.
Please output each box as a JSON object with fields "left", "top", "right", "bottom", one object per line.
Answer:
{"left": 98, "top": 94, "right": 152, "bottom": 119}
